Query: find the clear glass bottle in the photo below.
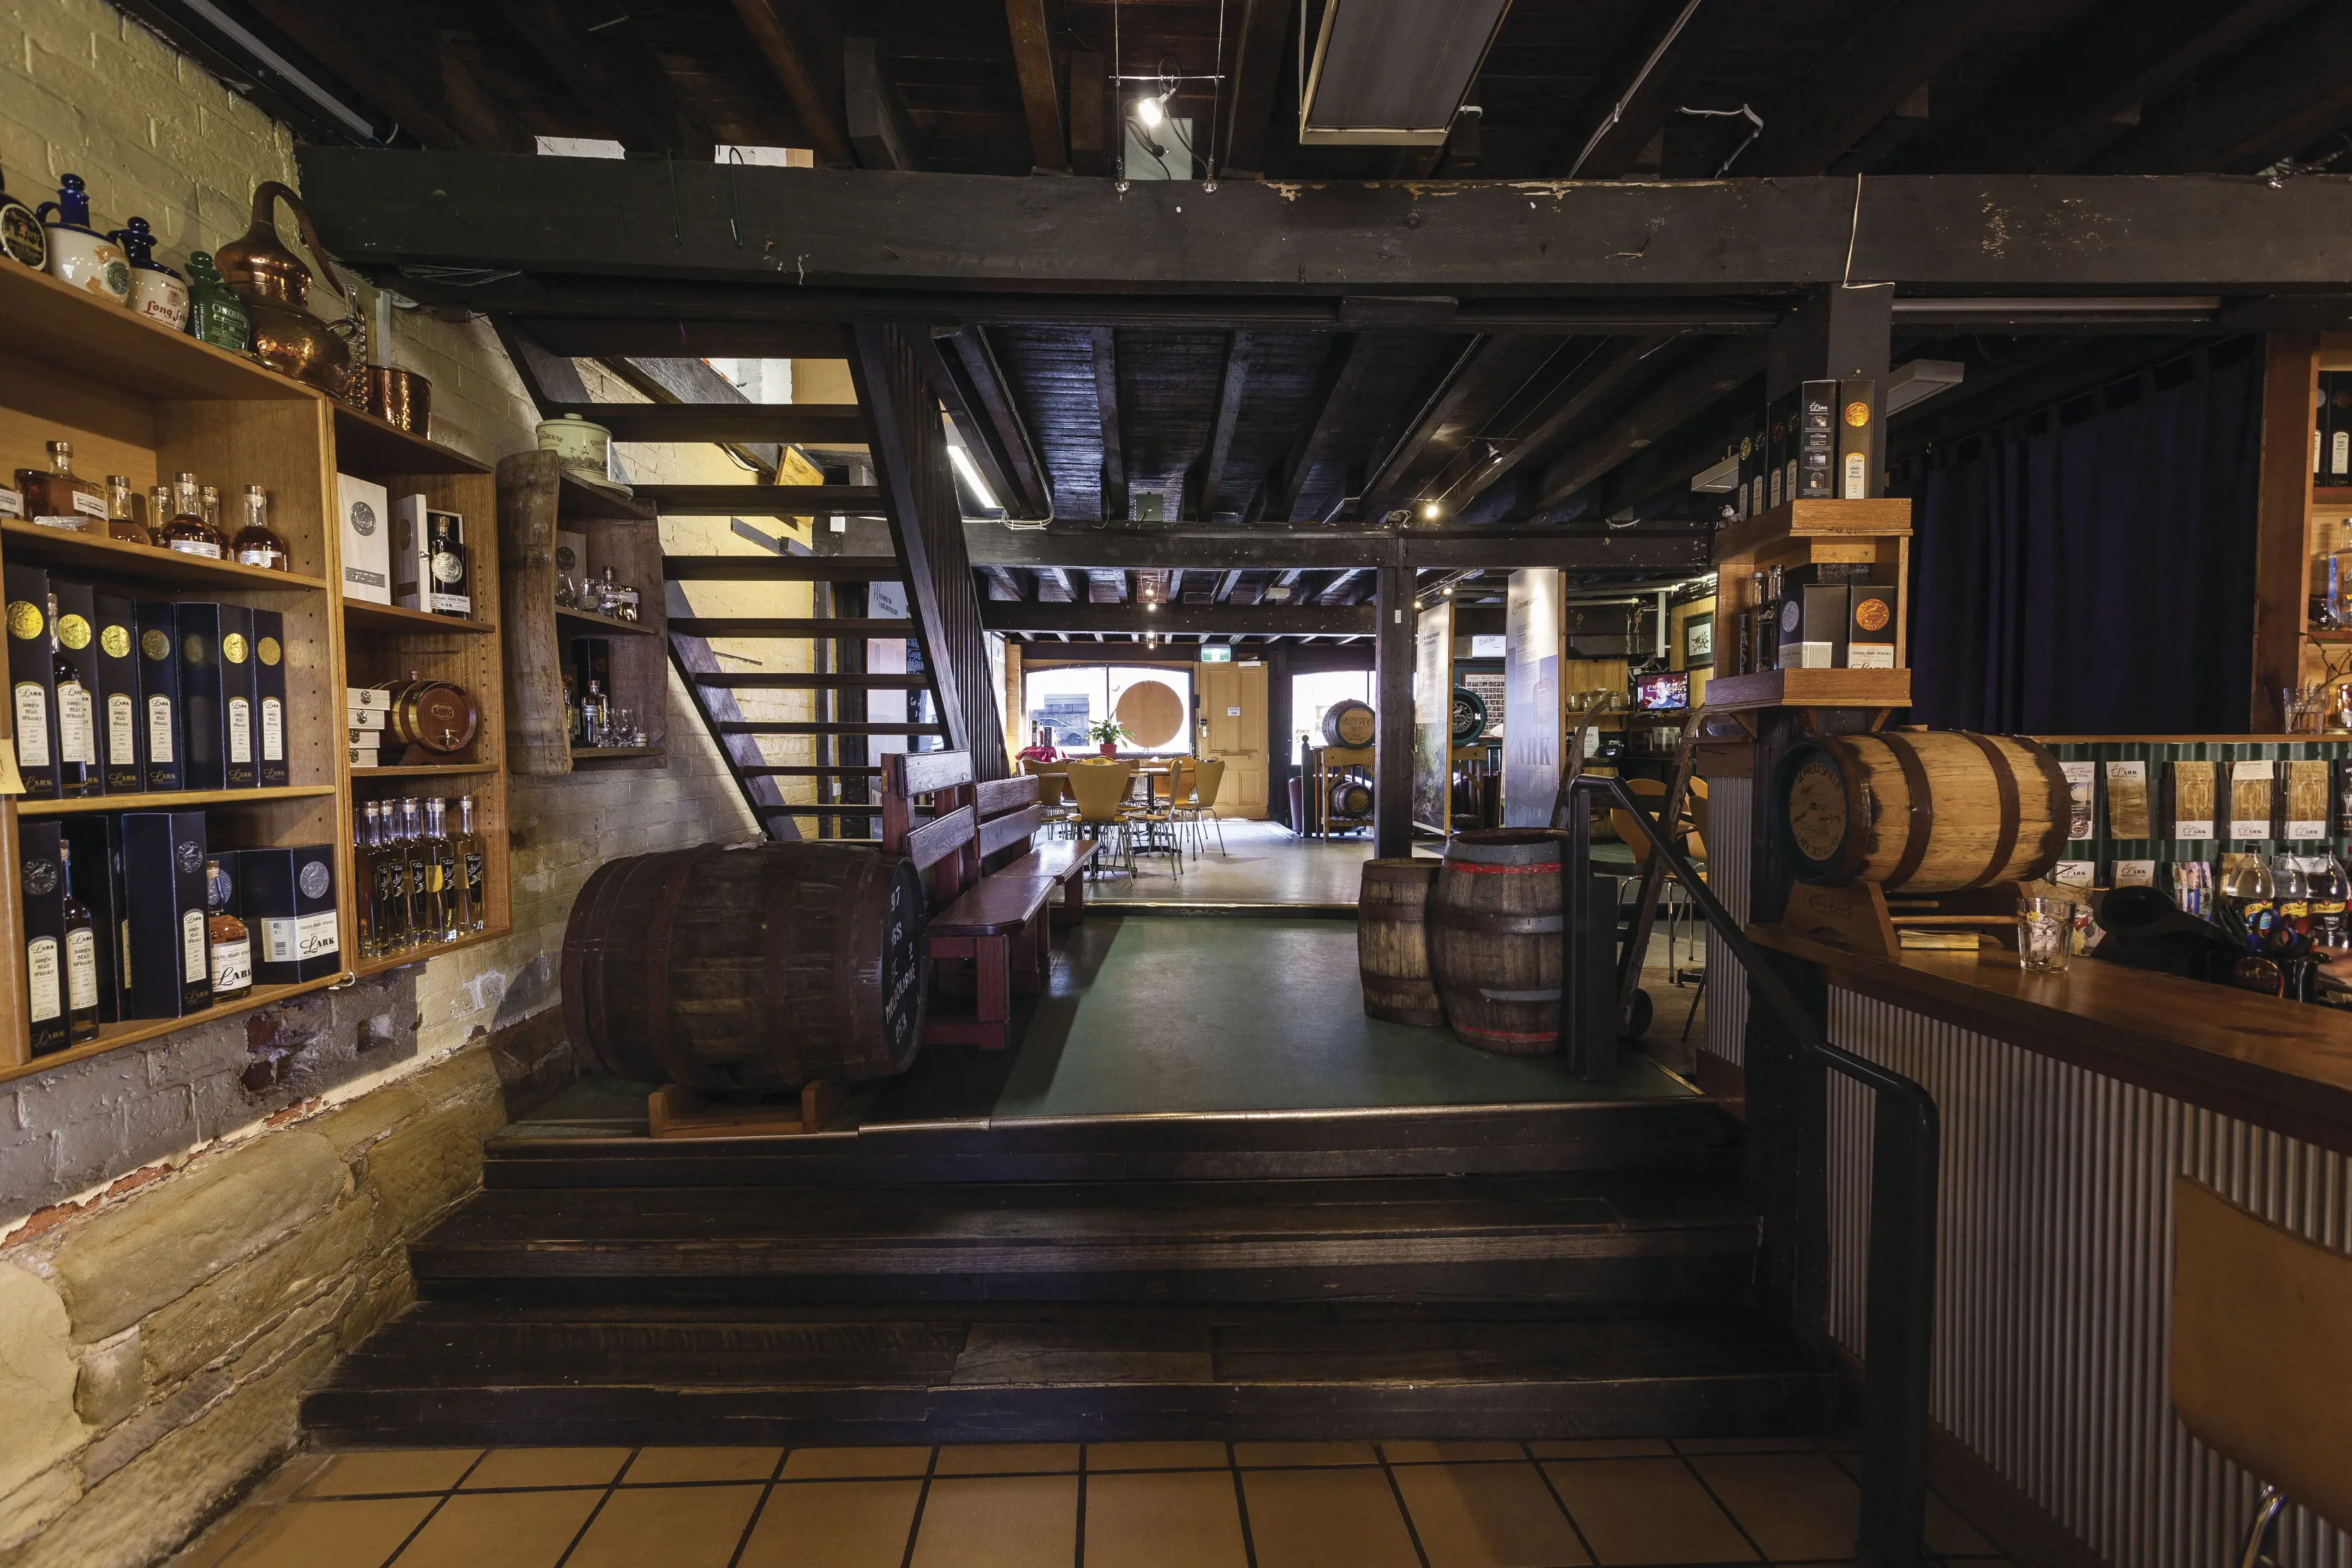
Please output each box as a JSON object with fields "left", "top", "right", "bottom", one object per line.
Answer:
{"left": 455, "top": 794, "right": 485, "bottom": 933}
{"left": 160, "top": 472, "right": 225, "bottom": 558}
{"left": 2271, "top": 853, "right": 2310, "bottom": 938}
{"left": 419, "top": 798, "right": 457, "bottom": 942}
{"left": 399, "top": 799, "right": 426, "bottom": 950}
{"left": 61, "top": 842, "right": 98, "bottom": 1045}
{"left": 231, "top": 484, "right": 289, "bottom": 571}
{"left": 364, "top": 801, "right": 410, "bottom": 958}
{"left": 583, "top": 680, "right": 609, "bottom": 748}
{"left": 204, "top": 858, "right": 251, "bottom": 1003}
{"left": 16, "top": 441, "right": 104, "bottom": 530}
{"left": 105, "top": 474, "right": 155, "bottom": 546}
{"left": 353, "top": 804, "right": 379, "bottom": 959}
{"left": 2310, "top": 854, "right": 2350, "bottom": 948}
{"left": 50, "top": 592, "right": 93, "bottom": 799}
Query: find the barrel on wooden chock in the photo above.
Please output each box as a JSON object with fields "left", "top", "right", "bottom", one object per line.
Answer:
{"left": 561, "top": 842, "right": 928, "bottom": 1096}
{"left": 1769, "top": 729, "right": 2070, "bottom": 892}
{"left": 1358, "top": 858, "right": 1443, "bottom": 1027}
{"left": 1321, "top": 699, "right": 1376, "bottom": 748}
{"left": 1330, "top": 778, "right": 1374, "bottom": 819}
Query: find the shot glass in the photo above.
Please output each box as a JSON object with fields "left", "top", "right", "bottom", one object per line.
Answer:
{"left": 2017, "top": 897, "right": 2075, "bottom": 974}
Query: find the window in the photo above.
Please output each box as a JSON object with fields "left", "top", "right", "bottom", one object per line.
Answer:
{"left": 1291, "top": 669, "right": 1373, "bottom": 763}
{"left": 1021, "top": 665, "right": 1194, "bottom": 755}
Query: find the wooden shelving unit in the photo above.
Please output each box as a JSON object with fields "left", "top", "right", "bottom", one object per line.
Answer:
{"left": 571, "top": 746, "right": 663, "bottom": 763}
{"left": 559, "top": 468, "right": 655, "bottom": 524}
{"left": 555, "top": 605, "right": 655, "bottom": 638}
{"left": 1705, "top": 498, "right": 1913, "bottom": 715}
{"left": 0, "top": 259, "right": 511, "bottom": 1077}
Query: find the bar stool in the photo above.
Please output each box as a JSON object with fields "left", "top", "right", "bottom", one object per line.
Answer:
{"left": 2169, "top": 1175, "right": 2352, "bottom": 1567}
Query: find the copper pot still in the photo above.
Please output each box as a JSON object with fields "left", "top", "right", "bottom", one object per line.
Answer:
{"left": 366, "top": 367, "right": 431, "bottom": 435}
{"left": 214, "top": 181, "right": 365, "bottom": 402}
{"left": 387, "top": 676, "right": 479, "bottom": 755}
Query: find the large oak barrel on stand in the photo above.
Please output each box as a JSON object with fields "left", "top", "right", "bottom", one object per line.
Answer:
{"left": 1321, "top": 699, "right": 1376, "bottom": 748}
{"left": 562, "top": 842, "right": 927, "bottom": 1095}
{"left": 1428, "top": 830, "right": 1566, "bottom": 1055}
{"left": 1770, "top": 729, "right": 2070, "bottom": 891}
{"left": 1359, "top": 858, "right": 1443, "bottom": 1026}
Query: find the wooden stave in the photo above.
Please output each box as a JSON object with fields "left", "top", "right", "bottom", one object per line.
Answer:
{"left": 1358, "top": 858, "right": 1444, "bottom": 1027}
{"left": 560, "top": 843, "right": 928, "bottom": 1094}
{"left": 1842, "top": 730, "right": 2071, "bottom": 893}
{"left": 1322, "top": 699, "right": 1376, "bottom": 748}
{"left": 1428, "top": 830, "right": 1565, "bottom": 1057}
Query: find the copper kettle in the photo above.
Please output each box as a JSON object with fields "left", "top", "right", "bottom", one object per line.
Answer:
{"left": 215, "top": 181, "right": 365, "bottom": 402}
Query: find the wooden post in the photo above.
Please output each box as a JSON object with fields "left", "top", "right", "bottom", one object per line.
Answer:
{"left": 2252, "top": 334, "right": 2318, "bottom": 734}
{"left": 1373, "top": 559, "right": 1416, "bottom": 858}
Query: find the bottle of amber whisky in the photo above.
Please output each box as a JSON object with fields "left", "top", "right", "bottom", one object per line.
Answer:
{"left": 160, "top": 472, "right": 226, "bottom": 558}
{"left": 232, "top": 484, "right": 289, "bottom": 570}
{"left": 204, "top": 858, "right": 251, "bottom": 1002}
{"left": 16, "top": 441, "right": 104, "bottom": 531}
{"left": 60, "top": 842, "right": 98, "bottom": 1043}
{"left": 105, "top": 474, "right": 155, "bottom": 545}
{"left": 50, "top": 593, "right": 93, "bottom": 799}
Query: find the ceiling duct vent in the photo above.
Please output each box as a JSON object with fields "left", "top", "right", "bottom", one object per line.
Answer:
{"left": 1298, "top": 0, "right": 1514, "bottom": 145}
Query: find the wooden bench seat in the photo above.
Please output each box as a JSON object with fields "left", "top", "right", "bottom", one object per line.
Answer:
{"left": 930, "top": 873, "right": 1056, "bottom": 936}
{"left": 1000, "top": 839, "right": 1099, "bottom": 925}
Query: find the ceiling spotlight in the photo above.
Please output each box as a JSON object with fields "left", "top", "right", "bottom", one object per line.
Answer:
{"left": 1420, "top": 500, "right": 1440, "bottom": 520}
{"left": 1443, "top": 584, "right": 1453, "bottom": 596}
{"left": 1135, "top": 95, "right": 1165, "bottom": 131}
{"left": 1146, "top": 600, "right": 1158, "bottom": 611}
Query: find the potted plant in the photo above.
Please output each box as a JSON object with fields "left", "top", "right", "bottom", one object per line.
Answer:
{"left": 1085, "top": 717, "right": 1130, "bottom": 758}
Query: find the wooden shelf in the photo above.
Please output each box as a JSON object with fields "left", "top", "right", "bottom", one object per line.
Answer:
{"left": 570, "top": 746, "right": 663, "bottom": 762}
{"left": 1711, "top": 496, "right": 1913, "bottom": 563}
{"left": 0, "top": 976, "right": 347, "bottom": 1087}
{"left": 343, "top": 599, "right": 496, "bottom": 637}
{"left": 351, "top": 762, "right": 500, "bottom": 779}
{"left": 2315, "top": 486, "right": 2352, "bottom": 508}
{"left": 555, "top": 605, "right": 656, "bottom": 638}
{"left": 0, "top": 258, "right": 316, "bottom": 404}
{"left": 15, "top": 784, "right": 337, "bottom": 817}
{"left": 2310, "top": 628, "right": 2352, "bottom": 643}
{"left": 1700, "top": 666, "right": 1913, "bottom": 712}
{"left": 558, "top": 469, "right": 656, "bottom": 523}
{"left": 330, "top": 404, "right": 489, "bottom": 478}
{"left": 354, "top": 923, "right": 510, "bottom": 978}
{"left": 1, "top": 521, "right": 326, "bottom": 592}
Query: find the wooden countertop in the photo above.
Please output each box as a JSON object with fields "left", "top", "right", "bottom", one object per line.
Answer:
{"left": 1749, "top": 923, "right": 2352, "bottom": 1156}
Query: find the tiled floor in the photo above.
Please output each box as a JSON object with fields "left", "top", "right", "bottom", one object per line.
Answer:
{"left": 174, "top": 1437, "right": 2011, "bottom": 1568}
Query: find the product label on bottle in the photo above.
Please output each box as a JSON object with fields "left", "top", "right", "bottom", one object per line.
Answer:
{"left": 263, "top": 910, "right": 340, "bottom": 962}
{"left": 227, "top": 697, "right": 251, "bottom": 764}
{"left": 13, "top": 682, "right": 47, "bottom": 767}
{"left": 429, "top": 590, "right": 471, "bottom": 616}
{"left": 261, "top": 697, "right": 282, "bottom": 762}
{"left": 1841, "top": 452, "right": 1867, "bottom": 500}
{"left": 235, "top": 546, "right": 277, "bottom": 568}
{"left": 147, "top": 696, "right": 174, "bottom": 762}
{"left": 167, "top": 539, "right": 222, "bottom": 560}
{"left": 26, "top": 936, "right": 59, "bottom": 1022}
{"left": 56, "top": 681, "right": 92, "bottom": 766}
{"left": 107, "top": 693, "right": 133, "bottom": 764}
{"left": 72, "top": 491, "right": 105, "bottom": 520}
{"left": 2334, "top": 431, "right": 2348, "bottom": 477}
{"left": 0, "top": 489, "right": 20, "bottom": 520}
{"left": 209, "top": 936, "right": 250, "bottom": 993}
{"left": 119, "top": 917, "right": 131, "bottom": 991}
{"left": 180, "top": 908, "right": 205, "bottom": 984}
{"left": 66, "top": 928, "right": 95, "bottom": 1011}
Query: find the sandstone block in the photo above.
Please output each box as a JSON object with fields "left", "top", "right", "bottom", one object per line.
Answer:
{"left": 142, "top": 1196, "right": 373, "bottom": 1389}
{"left": 363, "top": 1087, "right": 504, "bottom": 1243}
{"left": 0, "top": 1466, "right": 78, "bottom": 1557}
{"left": 0, "top": 1265, "right": 85, "bottom": 1500}
{"left": 309, "top": 1086, "right": 424, "bottom": 1163}
{"left": 50, "top": 1132, "right": 347, "bottom": 1341}
{"left": 71, "top": 1330, "right": 141, "bottom": 1431}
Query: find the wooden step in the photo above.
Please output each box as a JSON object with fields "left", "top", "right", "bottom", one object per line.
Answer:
{"left": 643, "top": 484, "right": 882, "bottom": 515}
{"left": 540, "top": 403, "right": 867, "bottom": 443}
{"left": 664, "top": 555, "right": 904, "bottom": 581}
{"left": 670, "top": 618, "right": 917, "bottom": 637}
{"left": 716, "top": 721, "right": 950, "bottom": 736}
{"left": 742, "top": 765, "right": 885, "bottom": 777}
{"left": 406, "top": 1173, "right": 1759, "bottom": 1306}
{"left": 688, "top": 672, "right": 931, "bottom": 688}
{"left": 302, "top": 1300, "right": 1827, "bottom": 1448}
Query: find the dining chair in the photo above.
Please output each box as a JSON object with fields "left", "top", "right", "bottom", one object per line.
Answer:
{"left": 1121, "top": 762, "right": 1183, "bottom": 878}
{"left": 1176, "top": 757, "right": 1227, "bottom": 856}
{"left": 1022, "top": 759, "right": 1075, "bottom": 831}
{"left": 1162, "top": 758, "right": 1198, "bottom": 854}
{"left": 1065, "top": 761, "right": 1136, "bottom": 876}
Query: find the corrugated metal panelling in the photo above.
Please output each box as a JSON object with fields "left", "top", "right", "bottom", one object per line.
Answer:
{"left": 1705, "top": 776, "right": 1753, "bottom": 1067}
{"left": 1825, "top": 989, "right": 2352, "bottom": 1568}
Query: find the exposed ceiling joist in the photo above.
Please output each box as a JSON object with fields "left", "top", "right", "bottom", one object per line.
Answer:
{"left": 1361, "top": 333, "right": 1499, "bottom": 515}
{"left": 1551, "top": 0, "right": 1738, "bottom": 177}
{"left": 1261, "top": 333, "right": 1370, "bottom": 522}
{"left": 1033, "top": 566, "right": 1074, "bottom": 602}
{"left": 1003, "top": 0, "right": 1066, "bottom": 172}
{"left": 727, "top": 0, "right": 855, "bottom": 166}
{"left": 1186, "top": 330, "right": 1253, "bottom": 522}
{"left": 1092, "top": 328, "right": 1127, "bottom": 524}
{"left": 1435, "top": 337, "right": 1662, "bottom": 519}
{"left": 492, "top": 0, "right": 702, "bottom": 156}
{"left": 1746, "top": 1, "right": 2012, "bottom": 174}
{"left": 1531, "top": 337, "right": 1769, "bottom": 513}
{"left": 2090, "top": 4, "right": 2352, "bottom": 174}
{"left": 844, "top": 35, "right": 924, "bottom": 172}
{"left": 985, "top": 602, "right": 1377, "bottom": 635}
{"left": 1220, "top": 0, "right": 1292, "bottom": 179}
{"left": 927, "top": 326, "right": 1053, "bottom": 518}
{"left": 965, "top": 523, "right": 1710, "bottom": 573}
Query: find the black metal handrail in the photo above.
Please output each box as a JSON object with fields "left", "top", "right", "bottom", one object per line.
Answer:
{"left": 1567, "top": 774, "right": 1940, "bottom": 1568}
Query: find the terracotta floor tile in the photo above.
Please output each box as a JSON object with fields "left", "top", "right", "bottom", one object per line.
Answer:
{"left": 931, "top": 1442, "right": 1082, "bottom": 1474}
{"left": 1541, "top": 1459, "right": 1758, "bottom": 1566}
{"left": 1690, "top": 1454, "right": 1858, "bottom": 1563}
{"left": 253, "top": 1454, "right": 337, "bottom": 1504}
{"left": 1381, "top": 1441, "right": 1529, "bottom": 1464}
{"left": 621, "top": 1447, "right": 783, "bottom": 1484}
{"left": 1085, "top": 1440, "right": 1232, "bottom": 1471}
{"left": 737, "top": 1478, "right": 922, "bottom": 1568}
{"left": 1232, "top": 1440, "right": 1381, "bottom": 1468}
{"left": 1676, "top": 1437, "right": 1820, "bottom": 1455}
{"left": 302, "top": 1451, "right": 483, "bottom": 1498}
{"left": 780, "top": 1446, "right": 934, "bottom": 1480}
{"left": 218, "top": 1498, "right": 436, "bottom": 1568}
{"left": 1393, "top": 1461, "right": 1591, "bottom": 1568}
{"left": 173, "top": 1504, "right": 274, "bottom": 1567}
{"left": 907, "top": 1474, "right": 1079, "bottom": 1568}
{"left": 459, "top": 1449, "right": 632, "bottom": 1490}
{"left": 1525, "top": 1441, "right": 1672, "bottom": 1461}
{"left": 1241, "top": 1467, "right": 1422, "bottom": 1568}
{"left": 387, "top": 1490, "right": 603, "bottom": 1568}
{"left": 1085, "top": 1470, "right": 1249, "bottom": 1568}
{"left": 562, "top": 1482, "right": 763, "bottom": 1568}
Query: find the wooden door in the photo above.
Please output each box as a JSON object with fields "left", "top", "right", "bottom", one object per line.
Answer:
{"left": 1198, "top": 662, "right": 1268, "bottom": 818}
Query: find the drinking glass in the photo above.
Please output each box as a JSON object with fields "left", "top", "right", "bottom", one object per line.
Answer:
{"left": 2017, "top": 897, "right": 2075, "bottom": 973}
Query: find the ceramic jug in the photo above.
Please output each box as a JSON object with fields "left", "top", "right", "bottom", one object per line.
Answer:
{"left": 37, "top": 174, "right": 127, "bottom": 303}
{"left": 114, "top": 217, "right": 188, "bottom": 330}
{"left": 213, "top": 181, "right": 364, "bottom": 400}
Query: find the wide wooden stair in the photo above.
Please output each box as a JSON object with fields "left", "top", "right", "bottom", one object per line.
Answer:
{"left": 304, "top": 1100, "right": 1832, "bottom": 1448}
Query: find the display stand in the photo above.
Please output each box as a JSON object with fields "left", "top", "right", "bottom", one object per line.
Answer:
{"left": 646, "top": 1080, "right": 848, "bottom": 1139}
{"left": 1307, "top": 743, "right": 1374, "bottom": 839}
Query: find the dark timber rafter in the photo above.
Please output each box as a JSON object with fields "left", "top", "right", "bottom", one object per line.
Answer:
{"left": 1361, "top": 334, "right": 1499, "bottom": 517}
{"left": 1186, "top": 331, "right": 1253, "bottom": 522}
{"left": 1092, "top": 328, "right": 1127, "bottom": 524}
{"left": 728, "top": 0, "right": 856, "bottom": 166}
{"left": 1003, "top": 0, "right": 1066, "bottom": 172}
{"left": 1219, "top": 0, "right": 1291, "bottom": 179}
{"left": 1550, "top": 0, "right": 1739, "bottom": 176}
{"left": 926, "top": 327, "right": 1053, "bottom": 518}
{"left": 1532, "top": 337, "right": 1769, "bottom": 516}
{"left": 2091, "top": 5, "right": 2352, "bottom": 174}
{"left": 1256, "top": 334, "right": 1370, "bottom": 523}
{"left": 984, "top": 602, "right": 1375, "bottom": 635}
{"left": 1746, "top": 1, "right": 2019, "bottom": 174}
{"left": 1430, "top": 338, "right": 1661, "bottom": 520}
{"left": 491, "top": 0, "right": 704, "bottom": 156}
{"left": 241, "top": 0, "right": 523, "bottom": 150}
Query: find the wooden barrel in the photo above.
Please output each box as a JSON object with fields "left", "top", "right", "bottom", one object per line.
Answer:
{"left": 1769, "top": 729, "right": 2070, "bottom": 892}
{"left": 1330, "top": 777, "right": 1373, "bottom": 818}
{"left": 1322, "top": 699, "right": 1376, "bottom": 748}
{"left": 561, "top": 842, "right": 928, "bottom": 1094}
{"left": 1428, "top": 830, "right": 1564, "bottom": 1055}
{"left": 1358, "top": 858, "right": 1443, "bottom": 1026}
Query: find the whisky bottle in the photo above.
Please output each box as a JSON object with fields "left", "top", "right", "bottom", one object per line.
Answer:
{"left": 60, "top": 842, "right": 98, "bottom": 1044}
{"left": 455, "top": 794, "right": 485, "bottom": 933}
{"left": 364, "top": 801, "right": 410, "bottom": 958}
{"left": 2332, "top": 379, "right": 2352, "bottom": 483}
{"left": 353, "top": 805, "right": 378, "bottom": 959}
{"left": 160, "top": 473, "right": 225, "bottom": 558}
{"left": 203, "top": 858, "right": 251, "bottom": 1002}
{"left": 50, "top": 594, "right": 93, "bottom": 799}
{"left": 426, "top": 513, "right": 470, "bottom": 616}
{"left": 399, "top": 798, "right": 426, "bottom": 950}
{"left": 105, "top": 474, "right": 154, "bottom": 546}
{"left": 184, "top": 251, "right": 249, "bottom": 354}
{"left": 232, "top": 485, "right": 289, "bottom": 571}
{"left": 420, "top": 797, "right": 457, "bottom": 942}
{"left": 17, "top": 441, "right": 104, "bottom": 531}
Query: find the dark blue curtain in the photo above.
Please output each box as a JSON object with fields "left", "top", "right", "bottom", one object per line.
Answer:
{"left": 1892, "top": 340, "right": 2262, "bottom": 734}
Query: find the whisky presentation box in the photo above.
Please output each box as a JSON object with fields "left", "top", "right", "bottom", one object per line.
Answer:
{"left": 94, "top": 593, "right": 142, "bottom": 795}
{"left": 1776, "top": 585, "right": 1849, "bottom": 669}
{"left": 20, "top": 820, "right": 68, "bottom": 1055}
{"left": 251, "top": 608, "right": 289, "bottom": 789}
{"left": 390, "top": 493, "right": 434, "bottom": 613}
{"left": 1846, "top": 586, "right": 1897, "bottom": 669}
{"left": 175, "top": 603, "right": 227, "bottom": 792}
{"left": 49, "top": 579, "right": 98, "bottom": 797}
{"left": 217, "top": 605, "right": 258, "bottom": 790}
{"left": 337, "top": 472, "right": 392, "bottom": 605}
{"left": 1837, "top": 378, "right": 1878, "bottom": 500}
{"left": 236, "top": 844, "right": 340, "bottom": 983}
{"left": 123, "top": 810, "right": 211, "bottom": 1017}
{"left": 6, "top": 562, "right": 58, "bottom": 798}
{"left": 1798, "top": 380, "right": 1838, "bottom": 499}
{"left": 134, "top": 600, "right": 185, "bottom": 792}
{"left": 61, "top": 815, "right": 129, "bottom": 1024}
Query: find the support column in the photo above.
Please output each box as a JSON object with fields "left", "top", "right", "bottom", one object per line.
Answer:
{"left": 1768, "top": 283, "right": 1894, "bottom": 490}
{"left": 1373, "top": 556, "right": 1416, "bottom": 858}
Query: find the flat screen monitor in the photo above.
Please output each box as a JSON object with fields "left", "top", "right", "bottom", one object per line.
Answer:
{"left": 1633, "top": 671, "right": 1690, "bottom": 712}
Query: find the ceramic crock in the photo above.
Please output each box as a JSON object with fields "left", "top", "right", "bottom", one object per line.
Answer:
{"left": 115, "top": 217, "right": 188, "bottom": 330}
{"left": 537, "top": 412, "right": 613, "bottom": 478}
{"left": 37, "top": 175, "right": 128, "bottom": 302}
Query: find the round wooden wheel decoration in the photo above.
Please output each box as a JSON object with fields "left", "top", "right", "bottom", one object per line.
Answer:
{"left": 1114, "top": 680, "right": 1184, "bottom": 748}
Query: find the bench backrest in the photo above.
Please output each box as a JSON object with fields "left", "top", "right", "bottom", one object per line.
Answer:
{"left": 879, "top": 751, "right": 1043, "bottom": 902}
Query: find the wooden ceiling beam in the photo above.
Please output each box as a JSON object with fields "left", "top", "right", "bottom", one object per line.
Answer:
{"left": 1745, "top": 1, "right": 2012, "bottom": 174}
{"left": 1069, "top": 52, "right": 1111, "bottom": 177}
{"left": 1435, "top": 337, "right": 1662, "bottom": 518}
{"left": 1004, "top": 0, "right": 1067, "bottom": 172}
{"left": 986, "top": 602, "right": 1371, "bottom": 635}
{"left": 1527, "top": 337, "right": 1769, "bottom": 513}
{"left": 1262, "top": 333, "right": 1370, "bottom": 522}
{"left": 926, "top": 326, "right": 1053, "bottom": 518}
{"left": 239, "top": 0, "right": 477, "bottom": 149}
{"left": 1219, "top": 0, "right": 1292, "bottom": 179}
{"left": 1092, "top": 328, "right": 1128, "bottom": 523}
{"left": 492, "top": 0, "right": 703, "bottom": 156}
{"left": 1215, "top": 570, "right": 1244, "bottom": 603}
{"left": 2090, "top": 6, "right": 2352, "bottom": 174}
{"left": 845, "top": 35, "right": 924, "bottom": 172}
{"left": 1033, "top": 567, "right": 1074, "bottom": 602}
{"left": 965, "top": 524, "right": 1709, "bottom": 573}
{"left": 981, "top": 565, "right": 1026, "bottom": 601}
{"left": 1186, "top": 330, "right": 1253, "bottom": 522}
{"left": 728, "top": 0, "right": 855, "bottom": 167}
{"left": 1550, "top": 0, "right": 1740, "bottom": 177}
{"left": 1360, "top": 333, "right": 1502, "bottom": 515}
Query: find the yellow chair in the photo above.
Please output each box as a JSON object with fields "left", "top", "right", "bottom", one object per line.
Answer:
{"left": 1065, "top": 761, "right": 1135, "bottom": 875}
{"left": 1121, "top": 760, "right": 1183, "bottom": 878}
{"left": 1175, "top": 757, "right": 1227, "bottom": 856}
{"left": 1022, "top": 759, "right": 1075, "bottom": 828}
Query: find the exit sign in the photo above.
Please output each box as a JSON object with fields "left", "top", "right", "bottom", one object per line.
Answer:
{"left": 1199, "top": 646, "right": 1233, "bottom": 662}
